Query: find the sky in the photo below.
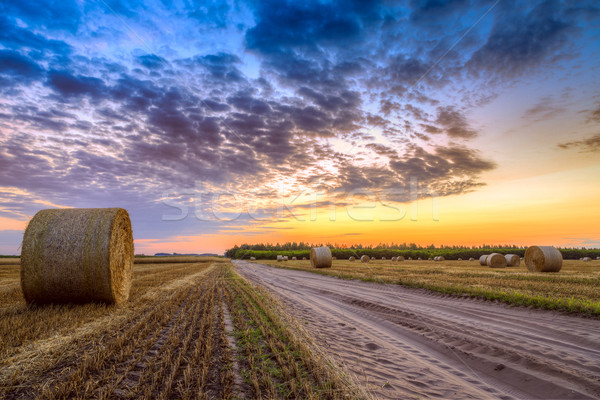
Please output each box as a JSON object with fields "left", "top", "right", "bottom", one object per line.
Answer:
{"left": 1, "top": 0, "right": 599, "bottom": 255}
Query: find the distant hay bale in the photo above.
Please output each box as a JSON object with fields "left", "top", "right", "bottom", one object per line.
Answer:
{"left": 332, "top": 256, "right": 337, "bottom": 260}
{"left": 302, "top": 257, "right": 307, "bottom": 260}
{"left": 277, "top": 255, "right": 283, "bottom": 262}
{"left": 283, "top": 256, "right": 289, "bottom": 261}
{"left": 371, "top": 257, "right": 375, "bottom": 260}
{"left": 310, "top": 247, "right": 332, "bottom": 268}
{"left": 469, "top": 257, "right": 474, "bottom": 261}
{"left": 250, "top": 257, "right": 256, "bottom": 260}
{"left": 479, "top": 255, "right": 489, "bottom": 266}
{"left": 391, "top": 256, "right": 396, "bottom": 261}
{"left": 349, "top": 256, "right": 356, "bottom": 261}
{"left": 597, "top": 257, "right": 600, "bottom": 260}
{"left": 408, "top": 257, "right": 412, "bottom": 260}
{"left": 505, "top": 254, "right": 520, "bottom": 267}
{"left": 457, "top": 258, "right": 462, "bottom": 261}
{"left": 291, "top": 256, "right": 297, "bottom": 260}
{"left": 381, "top": 257, "right": 386, "bottom": 260}
{"left": 397, "top": 256, "right": 404, "bottom": 261}
{"left": 435, "top": 256, "right": 445, "bottom": 261}
{"left": 21, "top": 208, "right": 133, "bottom": 305}
{"left": 361, "top": 255, "right": 370, "bottom": 263}
{"left": 417, "top": 257, "right": 422, "bottom": 260}
{"left": 524, "top": 246, "right": 563, "bottom": 272}
{"left": 583, "top": 257, "right": 591, "bottom": 262}
{"left": 428, "top": 257, "right": 433, "bottom": 261}
{"left": 486, "top": 253, "right": 507, "bottom": 268}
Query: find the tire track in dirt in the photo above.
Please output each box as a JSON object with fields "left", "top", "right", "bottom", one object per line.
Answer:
{"left": 234, "top": 260, "right": 600, "bottom": 400}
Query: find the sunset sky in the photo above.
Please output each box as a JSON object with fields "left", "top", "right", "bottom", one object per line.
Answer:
{"left": 1, "top": 0, "right": 599, "bottom": 255}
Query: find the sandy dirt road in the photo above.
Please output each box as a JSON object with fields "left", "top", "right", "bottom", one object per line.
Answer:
{"left": 233, "top": 260, "right": 600, "bottom": 400}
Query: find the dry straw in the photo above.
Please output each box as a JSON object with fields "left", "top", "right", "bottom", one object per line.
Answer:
{"left": 479, "top": 255, "right": 489, "bottom": 266}
{"left": 486, "top": 253, "right": 507, "bottom": 268}
{"left": 505, "top": 254, "right": 520, "bottom": 267}
{"left": 0, "top": 258, "right": 20, "bottom": 265}
{"left": 310, "top": 247, "right": 332, "bottom": 268}
{"left": 524, "top": 246, "right": 563, "bottom": 272}
{"left": 21, "top": 208, "right": 134, "bottom": 305}
{"left": 361, "top": 255, "right": 370, "bottom": 263}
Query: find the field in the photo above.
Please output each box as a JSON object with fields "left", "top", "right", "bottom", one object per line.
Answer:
{"left": 256, "top": 258, "right": 600, "bottom": 316}
{"left": 0, "top": 259, "right": 359, "bottom": 399}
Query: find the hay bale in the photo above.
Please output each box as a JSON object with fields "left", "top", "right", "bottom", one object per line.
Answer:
{"left": 478, "top": 255, "right": 489, "bottom": 266}
{"left": 457, "top": 258, "right": 462, "bottom": 261}
{"left": 428, "top": 257, "right": 433, "bottom": 261}
{"left": 596, "top": 257, "right": 600, "bottom": 260}
{"left": 438, "top": 256, "right": 445, "bottom": 261}
{"left": 381, "top": 257, "right": 386, "bottom": 260}
{"left": 283, "top": 256, "right": 289, "bottom": 261}
{"left": 583, "top": 257, "right": 591, "bottom": 262}
{"left": 302, "top": 257, "right": 307, "bottom": 260}
{"left": 486, "top": 253, "right": 507, "bottom": 268}
{"left": 332, "top": 256, "right": 337, "bottom": 260}
{"left": 391, "top": 256, "right": 396, "bottom": 261}
{"left": 20, "top": 208, "right": 133, "bottom": 305}
{"left": 291, "top": 256, "right": 297, "bottom": 260}
{"left": 469, "top": 257, "right": 474, "bottom": 261}
{"left": 371, "top": 257, "right": 375, "bottom": 260}
{"left": 408, "top": 257, "right": 412, "bottom": 260}
{"left": 397, "top": 256, "right": 404, "bottom": 261}
{"left": 505, "top": 254, "right": 520, "bottom": 267}
{"left": 524, "top": 246, "right": 563, "bottom": 272}
{"left": 361, "top": 255, "right": 370, "bottom": 263}
{"left": 277, "top": 255, "right": 283, "bottom": 262}
{"left": 417, "top": 257, "right": 422, "bottom": 260}
{"left": 310, "top": 247, "right": 332, "bottom": 268}
{"left": 349, "top": 256, "right": 356, "bottom": 261}
{"left": 250, "top": 257, "right": 256, "bottom": 260}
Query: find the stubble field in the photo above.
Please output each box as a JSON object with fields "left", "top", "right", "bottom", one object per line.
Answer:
{"left": 0, "top": 259, "right": 359, "bottom": 399}
{"left": 256, "top": 258, "right": 600, "bottom": 316}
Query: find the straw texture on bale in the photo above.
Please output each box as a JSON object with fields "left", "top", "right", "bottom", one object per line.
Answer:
{"left": 21, "top": 208, "right": 134, "bottom": 305}
{"left": 397, "top": 256, "right": 404, "bottom": 261}
{"left": 505, "top": 254, "right": 520, "bottom": 267}
{"left": 349, "top": 256, "right": 355, "bottom": 261}
{"left": 277, "top": 255, "right": 283, "bottom": 262}
{"left": 310, "top": 247, "right": 332, "bottom": 268}
{"left": 524, "top": 246, "right": 563, "bottom": 272}
{"left": 361, "top": 255, "right": 370, "bottom": 263}
{"left": 479, "top": 255, "right": 489, "bottom": 266}
{"left": 486, "top": 253, "right": 507, "bottom": 268}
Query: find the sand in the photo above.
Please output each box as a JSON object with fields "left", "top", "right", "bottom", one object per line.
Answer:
{"left": 234, "top": 260, "right": 600, "bottom": 400}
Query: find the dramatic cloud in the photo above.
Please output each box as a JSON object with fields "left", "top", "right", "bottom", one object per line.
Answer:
{"left": 558, "top": 133, "right": 600, "bottom": 152}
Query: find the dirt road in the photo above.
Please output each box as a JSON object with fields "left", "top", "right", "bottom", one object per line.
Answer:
{"left": 233, "top": 260, "right": 600, "bottom": 399}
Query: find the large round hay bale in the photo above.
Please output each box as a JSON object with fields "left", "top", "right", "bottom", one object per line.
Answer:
{"left": 21, "top": 208, "right": 133, "bottom": 305}
{"left": 349, "top": 256, "right": 355, "bottom": 261}
{"left": 310, "top": 247, "right": 332, "bottom": 268}
{"left": 505, "top": 254, "right": 520, "bottom": 267}
{"left": 397, "top": 256, "right": 404, "bottom": 262}
{"left": 486, "top": 253, "right": 507, "bottom": 268}
{"left": 524, "top": 246, "right": 562, "bottom": 272}
{"left": 361, "top": 255, "right": 370, "bottom": 263}
{"left": 277, "top": 255, "right": 283, "bottom": 262}
{"left": 478, "top": 255, "right": 489, "bottom": 266}
{"left": 583, "top": 257, "right": 591, "bottom": 262}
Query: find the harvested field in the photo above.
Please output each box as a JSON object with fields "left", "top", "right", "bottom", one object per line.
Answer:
{"left": 252, "top": 258, "right": 600, "bottom": 315}
{"left": 0, "top": 259, "right": 358, "bottom": 399}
